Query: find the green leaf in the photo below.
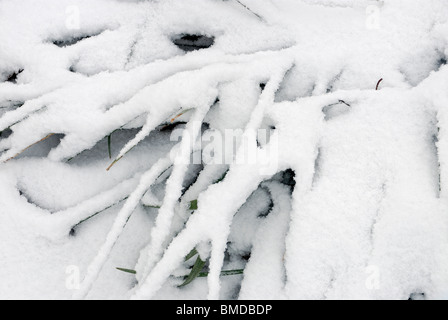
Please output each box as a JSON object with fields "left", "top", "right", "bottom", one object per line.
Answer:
{"left": 116, "top": 267, "right": 137, "bottom": 274}
{"left": 184, "top": 248, "right": 198, "bottom": 262}
{"left": 72, "top": 196, "right": 129, "bottom": 230}
{"left": 178, "top": 256, "right": 206, "bottom": 288}
{"left": 189, "top": 199, "right": 198, "bottom": 211}
{"left": 220, "top": 269, "right": 244, "bottom": 276}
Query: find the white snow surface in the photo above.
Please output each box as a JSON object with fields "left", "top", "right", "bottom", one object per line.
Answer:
{"left": 0, "top": 0, "right": 448, "bottom": 300}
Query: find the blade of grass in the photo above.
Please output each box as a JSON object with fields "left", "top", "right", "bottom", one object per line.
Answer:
{"left": 117, "top": 266, "right": 243, "bottom": 278}
{"left": 71, "top": 196, "right": 129, "bottom": 232}
{"left": 116, "top": 267, "right": 137, "bottom": 275}
{"left": 106, "top": 156, "right": 123, "bottom": 171}
{"left": 105, "top": 114, "right": 148, "bottom": 171}
{"left": 178, "top": 256, "right": 206, "bottom": 288}
{"left": 4, "top": 133, "right": 55, "bottom": 162}
{"left": 184, "top": 248, "right": 198, "bottom": 262}
{"left": 107, "top": 109, "right": 193, "bottom": 171}
{"left": 233, "top": 0, "right": 264, "bottom": 21}
{"left": 220, "top": 269, "right": 245, "bottom": 277}
{"left": 198, "top": 269, "right": 244, "bottom": 278}
{"left": 170, "top": 108, "right": 193, "bottom": 123}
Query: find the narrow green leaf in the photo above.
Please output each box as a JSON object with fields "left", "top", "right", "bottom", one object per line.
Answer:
{"left": 221, "top": 269, "right": 244, "bottom": 276}
{"left": 178, "top": 256, "right": 206, "bottom": 288}
{"left": 184, "top": 248, "right": 198, "bottom": 262}
{"left": 72, "top": 196, "right": 129, "bottom": 231}
{"left": 116, "top": 267, "right": 137, "bottom": 274}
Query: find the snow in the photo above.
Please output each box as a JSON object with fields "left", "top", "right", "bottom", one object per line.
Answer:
{"left": 0, "top": 0, "right": 448, "bottom": 300}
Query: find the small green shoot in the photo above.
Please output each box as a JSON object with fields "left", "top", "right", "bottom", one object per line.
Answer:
{"left": 116, "top": 267, "right": 137, "bottom": 274}
{"left": 178, "top": 256, "right": 206, "bottom": 287}
{"left": 185, "top": 248, "right": 199, "bottom": 261}
{"left": 189, "top": 199, "right": 198, "bottom": 210}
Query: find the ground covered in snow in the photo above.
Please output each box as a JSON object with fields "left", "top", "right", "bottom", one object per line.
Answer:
{"left": 0, "top": 0, "right": 448, "bottom": 300}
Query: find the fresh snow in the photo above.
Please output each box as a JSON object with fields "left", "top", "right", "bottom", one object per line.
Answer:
{"left": 0, "top": 0, "right": 448, "bottom": 300}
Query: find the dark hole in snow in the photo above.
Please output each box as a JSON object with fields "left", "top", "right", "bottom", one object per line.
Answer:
{"left": 181, "top": 164, "right": 205, "bottom": 197}
{"left": 437, "top": 56, "right": 447, "bottom": 71}
{"left": 69, "top": 228, "right": 76, "bottom": 237}
{"left": 16, "top": 133, "right": 66, "bottom": 159}
{"left": 270, "top": 169, "right": 296, "bottom": 193}
{"left": 0, "top": 101, "right": 24, "bottom": 110}
{"left": 172, "top": 34, "right": 215, "bottom": 52}
{"left": 0, "top": 128, "right": 12, "bottom": 139}
{"left": 281, "top": 169, "right": 296, "bottom": 192}
{"left": 69, "top": 65, "right": 77, "bottom": 73}
{"left": 242, "top": 253, "right": 251, "bottom": 261}
{"left": 433, "top": 129, "right": 440, "bottom": 143}
{"left": 52, "top": 33, "right": 100, "bottom": 48}
{"left": 159, "top": 121, "right": 187, "bottom": 132}
{"left": 408, "top": 292, "right": 425, "bottom": 300}
{"left": 0, "top": 101, "right": 24, "bottom": 119}
{"left": 5, "top": 69, "right": 24, "bottom": 84}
